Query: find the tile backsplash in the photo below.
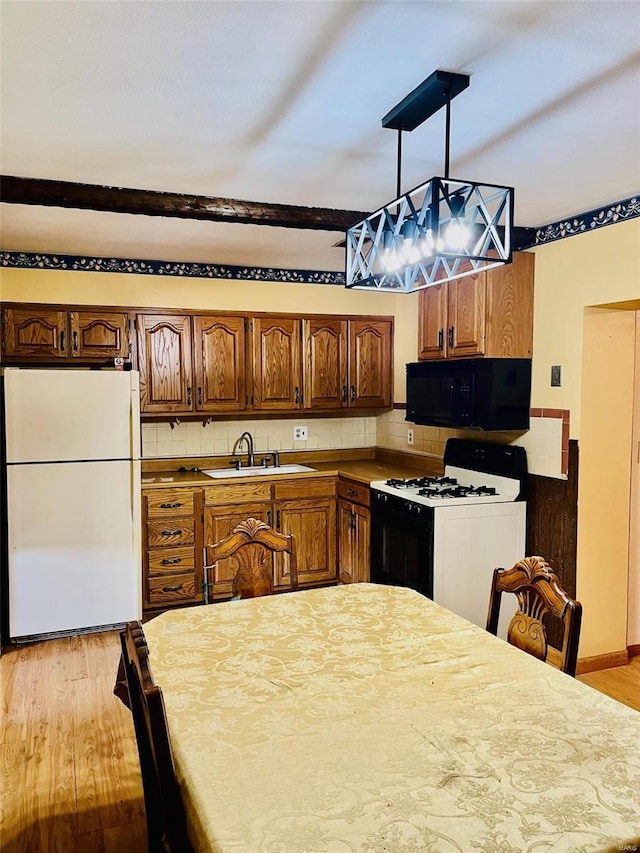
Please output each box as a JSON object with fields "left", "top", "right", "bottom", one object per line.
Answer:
{"left": 141, "top": 416, "right": 377, "bottom": 459}
{"left": 376, "top": 408, "right": 570, "bottom": 480}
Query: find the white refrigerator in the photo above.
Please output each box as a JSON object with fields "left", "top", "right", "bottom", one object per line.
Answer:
{"left": 3, "top": 368, "right": 142, "bottom": 640}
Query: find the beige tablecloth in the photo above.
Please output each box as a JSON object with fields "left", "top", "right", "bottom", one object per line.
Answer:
{"left": 143, "top": 584, "right": 640, "bottom": 853}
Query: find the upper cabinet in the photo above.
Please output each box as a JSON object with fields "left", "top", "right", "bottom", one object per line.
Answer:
{"left": 348, "top": 319, "right": 393, "bottom": 408}
{"left": 418, "top": 252, "right": 534, "bottom": 360}
{"left": 252, "top": 317, "right": 302, "bottom": 410}
{"left": 302, "top": 317, "right": 393, "bottom": 411}
{"left": 2, "top": 305, "right": 131, "bottom": 362}
{"left": 138, "top": 313, "right": 247, "bottom": 414}
{"left": 3, "top": 302, "right": 393, "bottom": 416}
{"left": 194, "top": 315, "right": 246, "bottom": 413}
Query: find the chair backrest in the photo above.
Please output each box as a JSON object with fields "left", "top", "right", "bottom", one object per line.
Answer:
{"left": 120, "top": 621, "right": 192, "bottom": 853}
{"left": 205, "top": 517, "right": 298, "bottom": 600}
{"left": 486, "top": 555, "right": 582, "bottom": 677}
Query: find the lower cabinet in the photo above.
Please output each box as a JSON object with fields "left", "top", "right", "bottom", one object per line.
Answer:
{"left": 274, "top": 490, "right": 337, "bottom": 588}
{"left": 338, "top": 478, "right": 371, "bottom": 584}
{"left": 143, "top": 487, "right": 204, "bottom": 611}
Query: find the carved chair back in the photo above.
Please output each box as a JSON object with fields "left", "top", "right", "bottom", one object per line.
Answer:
{"left": 486, "top": 556, "right": 582, "bottom": 677}
{"left": 120, "top": 622, "right": 192, "bottom": 853}
{"left": 205, "top": 517, "right": 298, "bottom": 600}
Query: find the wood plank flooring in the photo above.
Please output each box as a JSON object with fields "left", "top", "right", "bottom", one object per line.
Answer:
{"left": 1, "top": 631, "right": 638, "bottom": 853}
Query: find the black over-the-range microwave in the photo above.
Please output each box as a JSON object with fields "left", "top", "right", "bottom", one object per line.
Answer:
{"left": 406, "top": 358, "right": 532, "bottom": 431}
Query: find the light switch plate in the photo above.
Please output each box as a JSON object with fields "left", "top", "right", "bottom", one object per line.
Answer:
{"left": 551, "top": 365, "right": 561, "bottom": 387}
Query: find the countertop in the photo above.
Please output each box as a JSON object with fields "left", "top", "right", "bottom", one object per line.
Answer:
{"left": 141, "top": 450, "right": 443, "bottom": 489}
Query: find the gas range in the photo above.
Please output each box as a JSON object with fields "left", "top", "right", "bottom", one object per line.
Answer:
{"left": 369, "top": 438, "right": 528, "bottom": 633}
{"left": 371, "top": 439, "right": 527, "bottom": 508}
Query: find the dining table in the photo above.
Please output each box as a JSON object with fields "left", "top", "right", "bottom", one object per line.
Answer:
{"left": 140, "top": 583, "right": 640, "bottom": 853}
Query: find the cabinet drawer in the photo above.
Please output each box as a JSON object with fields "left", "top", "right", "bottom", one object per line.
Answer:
{"left": 147, "top": 546, "right": 195, "bottom": 574}
{"left": 203, "top": 482, "right": 272, "bottom": 506}
{"left": 338, "top": 478, "right": 370, "bottom": 507}
{"left": 146, "top": 518, "right": 195, "bottom": 547}
{"left": 147, "top": 573, "right": 198, "bottom": 605}
{"left": 146, "top": 489, "right": 196, "bottom": 517}
{"left": 273, "top": 477, "right": 336, "bottom": 500}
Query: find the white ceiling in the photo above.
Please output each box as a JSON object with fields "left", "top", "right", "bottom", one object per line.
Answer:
{"left": 1, "top": 0, "right": 639, "bottom": 272}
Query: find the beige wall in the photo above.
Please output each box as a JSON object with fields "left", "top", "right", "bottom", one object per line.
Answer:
{"left": 531, "top": 218, "right": 640, "bottom": 439}
{"left": 577, "top": 308, "right": 636, "bottom": 657}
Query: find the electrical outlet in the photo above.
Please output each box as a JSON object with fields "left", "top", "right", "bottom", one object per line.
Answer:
{"left": 407, "top": 428, "right": 414, "bottom": 445}
{"left": 293, "top": 425, "right": 308, "bottom": 441}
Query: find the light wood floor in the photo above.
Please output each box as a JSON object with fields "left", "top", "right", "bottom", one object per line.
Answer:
{"left": 1, "top": 632, "right": 639, "bottom": 853}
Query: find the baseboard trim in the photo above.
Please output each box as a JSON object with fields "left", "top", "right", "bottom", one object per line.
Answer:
{"left": 575, "top": 649, "right": 629, "bottom": 675}
{"left": 627, "top": 643, "right": 640, "bottom": 659}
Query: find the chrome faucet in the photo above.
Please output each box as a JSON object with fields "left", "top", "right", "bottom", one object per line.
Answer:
{"left": 232, "top": 431, "right": 255, "bottom": 468}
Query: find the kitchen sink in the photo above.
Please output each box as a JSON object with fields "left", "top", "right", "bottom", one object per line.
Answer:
{"left": 202, "top": 464, "right": 316, "bottom": 479}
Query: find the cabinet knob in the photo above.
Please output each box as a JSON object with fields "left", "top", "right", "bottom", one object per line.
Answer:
{"left": 448, "top": 326, "right": 455, "bottom": 348}
{"left": 60, "top": 330, "right": 65, "bottom": 352}
{"left": 294, "top": 386, "right": 300, "bottom": 404}
{"left": 350, "top": 385, "right": 355, "bottom": 402}
{"left": 438, "top": 329, "right": 444, "bottom": 350}
{"left": 72, "top": 330, "right": 78, "bottom": 351}
{"left": 198, "top": 387, "right": 203, "bottom": 405}
{"left": 186, "top": 386, "right": 192, "bottom": 406}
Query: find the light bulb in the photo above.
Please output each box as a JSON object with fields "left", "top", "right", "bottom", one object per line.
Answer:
{"left": 421, "top": 229, "right": 444, "bottom": 258}
{"left": 381, "top": 247, "right": 403, "bottom": 272}
{"left": 445, "top": 220, "right": 471, "bottom": 249}
{"left": 402, "top": 238, "right": 422, "bottom": 264}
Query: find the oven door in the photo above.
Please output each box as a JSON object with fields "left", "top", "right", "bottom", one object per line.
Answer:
{"left": 370, "top": 491, "right": 434, "bottom": 598}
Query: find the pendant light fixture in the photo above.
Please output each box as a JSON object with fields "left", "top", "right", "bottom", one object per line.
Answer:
{"left": 345, "top": 70, "right": 513, "bottom": 292}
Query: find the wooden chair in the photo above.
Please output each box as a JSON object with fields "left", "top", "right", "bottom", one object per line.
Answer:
{"left": 486, "top": 556, "right": 582, "bottom": 677}
{"left": 204, "top": 517, "right": 298, "bottom": 600}
{"left": 119, "top": 621, "right": 193, "bottom": 853}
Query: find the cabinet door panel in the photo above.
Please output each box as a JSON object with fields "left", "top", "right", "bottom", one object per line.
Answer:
{"left": 276, "top": 498, "right": 337, "bottom": 588}
{"left": 303, "top": 318, "right": 348, "bottom": 409}
{"left": 203, "top": 503, "right": 272, "bottom": 599}
{"left": 3, "top": 307, "right": 67, "bottom": 359}
{"left": 348, "top": 319, "right": 392, "bottom": 408}
{"left": 194, "top": 315, "right": 246, "bottom": 412}
{"left": 338, "top": 499, "right": 356, "bottom": 584}
{"left": 447, "top": 273, "right": 486, "bottom": 357}
{"left": 69, "top": 311, "right": 130, "bottom": 360}
{"left": 418, "top": 285, "right": 447, "bottom": 360}
{"left": 252, "top": 317, "right": 302, "bottom": 410}
{"left": 137, "top": 314, "right": 193, "bottom": 413}
{"left": 352, "top": 503, "right": 371, "bottom": 583}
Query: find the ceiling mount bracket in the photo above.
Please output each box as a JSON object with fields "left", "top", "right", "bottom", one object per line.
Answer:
{"left": 381, "top": 69, "right": 470, "bottom": 132}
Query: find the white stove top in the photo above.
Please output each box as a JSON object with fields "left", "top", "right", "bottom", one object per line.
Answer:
{"left": 370, "top": 465, "right": 521, "bottom": 507}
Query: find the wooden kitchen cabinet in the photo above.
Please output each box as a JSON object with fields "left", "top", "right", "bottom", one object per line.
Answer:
{"left": 202, "top": 481, "right": 273, "bottom": 600}
{"left": 418, "top": 251, "right": 534, "bottom": 360}
{"left": 303, "top": 317, "right": 393, "bottom": 411}
{"left": 252, "top": 316, "right": 302, "bottom": 410}
{"left": 194, "top": 315, "right": 247, "bottom": 412}
{"left": 137, "top": 313, "right": 194, "bottom": 413}
{"left": 338, "top": 478, "right": 370, "bottom": 584}
{"left": 273, "top": 476, "right": 337, "bottom": 588}
{"left": 2, "top": 304, "right": 131, "bottom": 362}
{"left": 201, "top": 476, "right": 337, "bottom": 598}
{"left": 303, "top": 317, "right": 348, "bottom": 409}
{"left": 348, "top": 319, "right": 393, "bottom": 407}
{"left": 142, "top": 487, "right": 203, "bottom": 611}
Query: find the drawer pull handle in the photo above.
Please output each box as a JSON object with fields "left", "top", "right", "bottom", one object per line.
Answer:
{"left": 161, "top": 529, "right": 182, "bottom": 536}
{"left": 162, "top": 584, "right": 183, "bottom": 593}
{"left": 161, "top": 557, "right": 182, "bottom": 565}
{"left": 347, "top": 489, "right": 358, "bottom": 496}
{"left": 160, "top": 502, "right": 182, "bottom": 509}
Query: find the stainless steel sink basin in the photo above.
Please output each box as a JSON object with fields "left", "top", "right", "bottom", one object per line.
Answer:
{"left": 202, "top": 464, "right": 316, "bottom": 479}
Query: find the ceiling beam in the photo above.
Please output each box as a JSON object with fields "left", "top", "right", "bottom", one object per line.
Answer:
{"left": 0, "top": 175, "right": 370, "bottom": 232}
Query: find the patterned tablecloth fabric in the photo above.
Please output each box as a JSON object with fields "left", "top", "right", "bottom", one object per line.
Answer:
{"left": 142, "top": 583, "right": 640, "bottom": 853}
